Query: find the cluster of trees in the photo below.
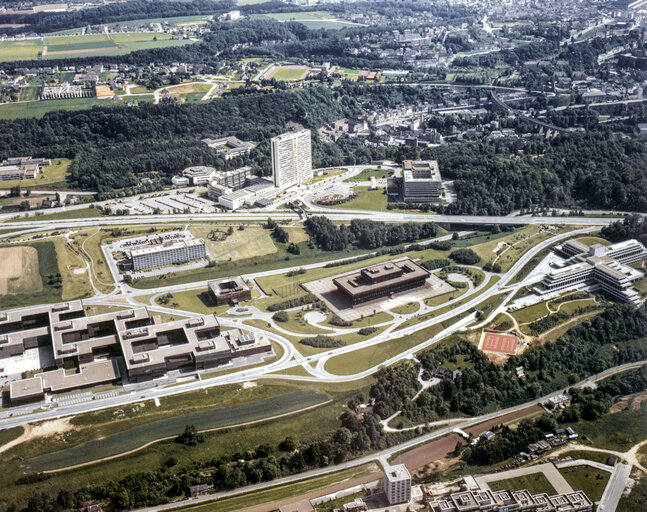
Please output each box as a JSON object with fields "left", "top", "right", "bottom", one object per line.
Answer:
{"left": 304, "top": 216, "right": 439, "bottom": 252}
{"left": 600, "top": 214, "right": 647, "bottom": 246}
{"left": 299, "top": 335, "right": 344, "bottom": 348}
{"left": 449, "top": 248, "right": 480, "bottom": 265}
{"left": 369, "top": 304, "right": 647, "bottom": 426}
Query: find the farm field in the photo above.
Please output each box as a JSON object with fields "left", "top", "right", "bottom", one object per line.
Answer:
{"left": 0, "top": 157, "right": 71, "bottom": 189}
{"left": 0, "top": 246, "right": 42, "bottom": 296}
{"left": 22, "top": 389, "right": 330, "bottom": 472}
{"left": 0, "top": 33, "right": 197, "bottom": 62}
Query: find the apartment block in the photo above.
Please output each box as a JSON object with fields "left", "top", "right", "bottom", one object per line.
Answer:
{"left": 429, "top": 489, "right": 592, "bottom": 512}
{"left": 535, "top": 239, "right": 647, "bottom": 305}
{"left": 271, "top": 129, "right": 312, "bottom": 188}
{"left": 384, "top": 464, "right": 411, "bottom": 505}
{"left": 401, "top": 159, "right": 443, "bottom": 202}
{"left": 126, "top": 238, "right": 206, "bottom": 271}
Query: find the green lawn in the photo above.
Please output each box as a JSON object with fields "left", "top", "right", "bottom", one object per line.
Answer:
{"left": 390, "top": 302, "right": 420, "bottom": 315}
{"left": 46, "top": 40, "right": 118, "bottom": 52}
{"left": 511, "top": 302, "right": 549, "bottom": 324}
{"left": 488, "top": 473, "right": 556, "bottom": 496}
{"left": 23, "top": 390, "right": 330, "bottom": 472}
{"left": 344, "top": 168, "right": 394, "bottom": 182}
{"left": 558, "top": 466, "right": 610, "bottom": 501}
{"left": 0, "top": 39, "right": 40, "bottom": 61}
{"left": 328, "top": 187, "right": 391, "bottom": 212}
{"left": 324, "top": 323, "right": 443, "bottom": 375}
{"left": 264, "top": 11, "right": 336, "bottom": 21}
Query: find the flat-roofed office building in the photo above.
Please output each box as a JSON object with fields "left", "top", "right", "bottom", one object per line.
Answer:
{"left": 271, "top": 129, "right": 312, "bottom": 188}
{"left": 401, "top": 159, "right": 442, "bottom": 202}
{"left": 333, "top": 258, "right": 430, "bottom": 306}
{"left": 536, "top": 239, "right": 647, "bottom": 305}
{"left": 127, "top": 239, "right": 206, "bottom": 271}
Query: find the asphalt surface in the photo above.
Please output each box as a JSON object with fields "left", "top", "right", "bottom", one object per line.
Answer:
{"left": 598, "top": 463, "right": 632, "bottom": 512}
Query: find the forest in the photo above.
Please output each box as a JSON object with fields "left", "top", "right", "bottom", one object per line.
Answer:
{"left": 304, "top": 216, "right": 440, "bottom": 252}
{"left": 0, "top": 81, "right": 645, "bottom": 210}
{"left": 368, "top": 304, "right": 647, "bottom": 426}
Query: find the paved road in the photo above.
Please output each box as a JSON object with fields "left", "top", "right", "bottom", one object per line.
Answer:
{"left": 598, "top": 463, "right": 631, "bottom": 512}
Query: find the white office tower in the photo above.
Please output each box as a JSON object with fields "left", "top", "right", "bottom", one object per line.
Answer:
{"left": 271, "top": 129, "right": 312, "bottom": 188}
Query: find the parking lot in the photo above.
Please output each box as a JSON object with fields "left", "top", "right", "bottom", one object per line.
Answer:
{"left": 107, "top": 191, "right": 220, "bottom": 215}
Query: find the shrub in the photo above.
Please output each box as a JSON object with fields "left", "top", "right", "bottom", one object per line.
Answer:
{"left": 299, "top": 335, "right": 345, "bottom": 348}
{"left": 272, "top": 311, "right": 288, "bottom": 322}
{"left": 450, "top": 248, "right": 480, "bottom": 265}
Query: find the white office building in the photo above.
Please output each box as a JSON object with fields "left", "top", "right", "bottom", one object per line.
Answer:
{"left": 127, "top": 239, "right": 207, "bottom": 271}
{"left": 535, "top": 239, "right": 647, "bottom": 306}
{"left": 383, "top": 464, "right": 411, "bottom": 505}
{"left": 271, "top": 129, "right": 312, "bottom": 188}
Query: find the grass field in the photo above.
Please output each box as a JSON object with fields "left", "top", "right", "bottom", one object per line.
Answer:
{"left": 324, "top": 323, "right": 443, "bottom": 375}
{"left": 344, "top": 168, "right": 394, "bottom": 182}
{"left": 309, "top": 169, "right": 346, "bottom": 184}
{"left": 269, "top": 65, "right": 310, "bottom": 81}
{"left": 23, "top": 389, "right": 330, "bottom": 472}
{"left": 18, "top": 86, "right": 40, "bottom": 101}
{"left": 567, "top": 400, "right": 647, "bottom": 451}
{"left": 558, "top": 466, "right": 610, "bottom": 501}
{"left": 0, "top": 97, "right": 104, "bottom": 119}
{"left": 0, "top": 158, "right": 71, "bottom": 189}
{"left": 488, "top": 473, "right": 556, "bottom": 496}
{"left": 0, "top": 33, "right": 197, "bottom": 63}
{"left": 391, "top": 302, "right": 420, "bottom": 315}
{"left": 190, "top": 226, "right": 279, "bottom": 262}
{"left": 0, "top": 239, "right": 91, "bottom": 309}
{"left": 264, "top": 11, "right": 336, "bottom": 21}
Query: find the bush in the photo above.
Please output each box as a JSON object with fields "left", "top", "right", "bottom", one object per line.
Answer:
{"left": 430, "top": 240, "right": 452, "bottom": 250}
{"left": 267, "top": 294, "right": 317, "bottom": 311}
{"left": 449, "top": 248, "right": 480, "bottom": 265}
{"left": 299, "top": 335, "right": 345, "bottom": 348}
{"left": 422, "top": 258, "right": 450, "bottom": 270}
{"left": 329, "top": 314, "right": 352, "bottom": 327}
{"left": 358, "top": 327, "right": 378, "bottom": 335}
{"left": 272, "top": 311, "right": 289, "bottom": 322}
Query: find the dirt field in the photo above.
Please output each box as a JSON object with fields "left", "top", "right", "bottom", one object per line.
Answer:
{"left": 0, "top": 418, "right": 75, "bottom": 455}
{"left": 393, "top": 405, "right": 545, "bottom": 474}
{"left": 0, "top": 246, "right": 42, "bottom": 295}
{"left": 95, "top": 85, "right": 113, "bottom": 96}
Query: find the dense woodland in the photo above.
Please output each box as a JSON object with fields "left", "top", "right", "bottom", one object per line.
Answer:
{"left": 304, "top": 216, "right": 440, "bottom": 251}
{"left": 370, "top": 304, "right": 647, "bottom": 426}
{"left": 1, "top": 79, "right": 644, "bottom": 210}
{"left": 601, "top": 214, "right": 647, "bottom": 246}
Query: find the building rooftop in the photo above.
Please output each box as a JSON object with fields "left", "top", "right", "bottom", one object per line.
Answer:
{"left": 384, "top": 464, "right": 411, "bottom": 483}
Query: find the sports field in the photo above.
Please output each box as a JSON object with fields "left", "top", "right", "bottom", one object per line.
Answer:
{"left": 22, "top": 389, "right": 330, "bottom": 472}
{"left": 260, "top": 11, "right": 359, "bottom": 30}
{"left": 266, "top": 65, "right": 311, "bottom": 81}
{"left": 479, "top": 330, "right": 519, "bottom": 355}
{"left": 0, "top": 33, "right": 197, "bottom": 62}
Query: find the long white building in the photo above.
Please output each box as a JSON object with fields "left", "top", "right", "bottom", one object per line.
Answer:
{"left": 535, "top": 239, "right": 647, "bottom": 305}
{"left": 271, "top": 129, "right": 312, "bottom": 188}
{"left": 127, "top": 239, "right": 206, "bottom": 271}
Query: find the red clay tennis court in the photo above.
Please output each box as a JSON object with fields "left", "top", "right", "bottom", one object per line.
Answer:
{"left": 480, "top": 331, "right": 519, "bottom": 355}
